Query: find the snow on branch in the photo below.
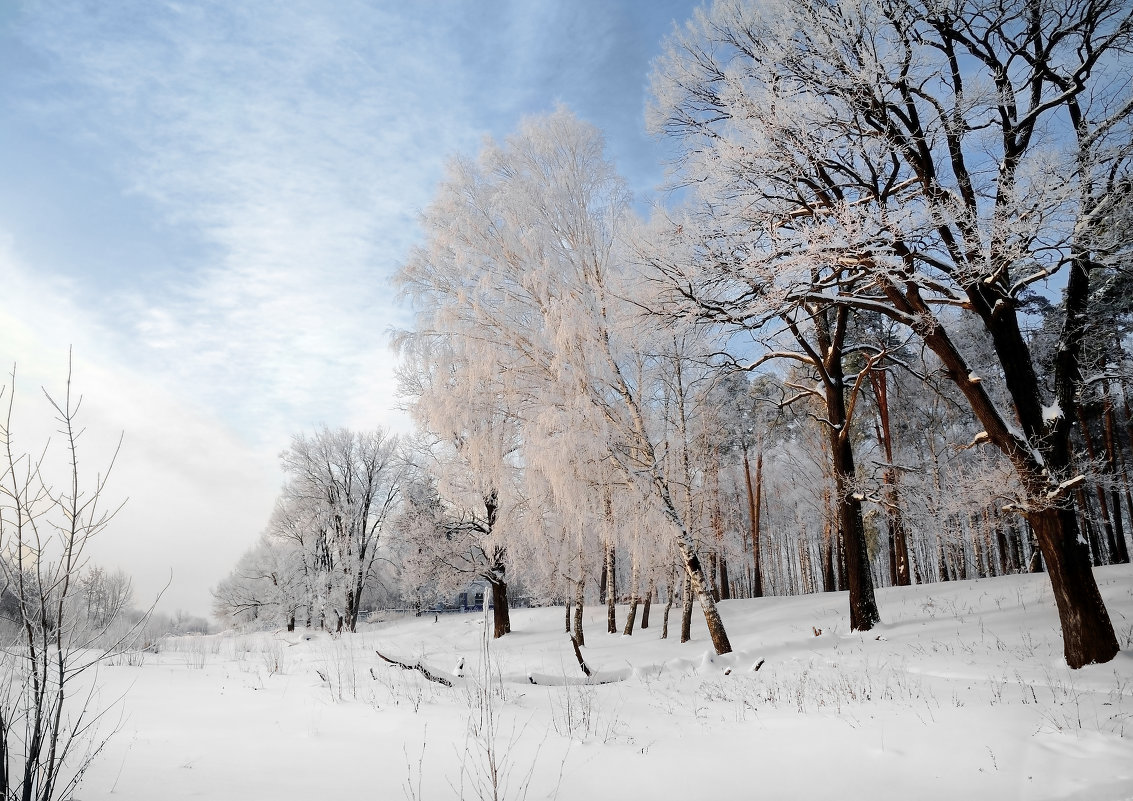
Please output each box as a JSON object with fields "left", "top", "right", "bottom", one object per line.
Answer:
{"left": 1046, "top": 474, "right": 1087, "bottom": 501}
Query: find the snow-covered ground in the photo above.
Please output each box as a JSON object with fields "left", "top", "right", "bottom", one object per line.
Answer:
{"left": 80, "top": 566, "right": 1133, "bottom": 800}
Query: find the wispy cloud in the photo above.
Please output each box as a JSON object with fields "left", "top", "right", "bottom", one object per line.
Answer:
{"left": 14, "top": 1, "right": 491, "bottom": 442}
{"left": 9, "top": 0, "right": 692, "bottom": 444}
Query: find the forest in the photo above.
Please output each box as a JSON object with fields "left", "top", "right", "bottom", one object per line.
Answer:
{"left": 210, "top": 0, "right": 1133, "bottom": 673}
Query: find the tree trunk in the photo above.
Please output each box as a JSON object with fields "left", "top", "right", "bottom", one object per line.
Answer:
{"left": 623, "top": 597, "right": 638, "bottom": 636}
{"left": 680, "top": 573, "right": 693, "bottom": 643}
{"left": 344, "top": 587, "right": 358, "bottom": 633}
{"left": 972, "top": 513, "right": 987, "bottom": 578}
{"left": 572, "top": 574, "right": 585, "bottom": 647}
{"left": 1075, "top": 487, "right": 1105, "bottom": 567}
{"left": 1103, "top": 394, "right": 1130, "bottom": 564}
{"left": 836, "top": 526, "right": 849, "bottom": 594}
{"left": 661, "top": 571, "right": 674, "bottom": 640}
{"left": 1027, "top": 525, "right": 1045, "bottom": 573}
{"left": 1077, "top": 406, "right": 1117, "bottom": 564}
{"left": 744, "top": 449, "right": 764, "bottom": 598}
{"left": 605, "top": 542, "right": 617, "bottom": 634}
{"left": 1001, "top": 514, "right": 1022, "bottom": 573}
{"left": 641, "top": 578, "right": 654, "bottom": 629}
{"left": 871, "top": 368, "right": 911, "bottom": 585}
{"left": 996, "top": 523, "right": 1011, "bottom": 576}
{"left": 799, "top": 526, "right": 814, "bottom": 594}
{"left": 821, "top": 492, "right": 836, "bottom": 592}
{"left": 652, "top": 478, "right": 732, "bottom": 652}
{"left": 1029, "top": 505, "right": 1119, "bottom": 667}
{"left": 490, "top": 579, "right": 511, "bottom": 639}
{"left": 718, "top": 553, "right": 730, "bottom": 601}
{"left": 889, "top": 491, "right": 910, "bottom": 582}
{"left": 707, "top": 551, "right": 719, "bottom": 601}
{"left": 884, "top": 267, "right": 1115, "bottom": 666}
{"left": 887, "top": 515, "right": 898, "bottom": 586}
{"left": 623, "top": 548, "right": 640, "bottom": 636}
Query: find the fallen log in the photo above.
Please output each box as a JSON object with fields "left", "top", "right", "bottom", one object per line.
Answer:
{"left": 373, "top": 650, "right": 454, "bottom": 687}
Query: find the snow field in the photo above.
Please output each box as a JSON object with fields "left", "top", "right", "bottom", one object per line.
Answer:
{"left": 79, "top": 566, "right": 1133, "bottom": 800}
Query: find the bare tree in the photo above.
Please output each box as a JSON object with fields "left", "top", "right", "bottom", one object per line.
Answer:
{"left": 0, "top": 362, "right": 143, "bottom": 800}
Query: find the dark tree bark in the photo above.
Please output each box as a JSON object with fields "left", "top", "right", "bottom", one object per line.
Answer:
{"left": 1028, "top": 525, "right": 1045, "bottom": 574}
{"left": 568, "top": 634, "right": 592, "bottom": 678}
{"left": 821, "top": 490, "right": 836, "bottom": 592}
{"left": 623, "top": 596, "right": 638, "bottom": 636}
{"left": 573, "top": 572, "right": 585, "bottom": 647}
{"left": 744, "top": 449, "right": 764, "bottom": 598}
{"left": 938, "top": 530, "right": 950, "bottom": 583}
{"left": 605, "top": 542, "right": 617, "bottom": 634}
{"left": 1076, "top": 406, "right": 1117, "bottom": 564}
{"left": 1102, "top": 393, "right": 1130, "bottom": 563}
{"left": 884, "top": 271, "right": 1117, "bottom": 666}
{"left": 1075, "top": 488, "right": 1105, "bottom": 567}
{"left": 836, "top": 527, "right": 848, "bottom": 596}
{"left": 1031, "top": 506, "right": 1118, "bottom": 665}
{"left": 829, "top": 424, "right": 879, "bottom": 631}
{"left": 489, "top": 578, "right": 511, "bottom": 639}
{"left": 623, "top": 548, "right": 640, "bottom": 636}
{"left": 707, "top": 552, "right": 719, "bottom": 601}
{"left": 870, "top": 367, "right": 911, "bottom": 585}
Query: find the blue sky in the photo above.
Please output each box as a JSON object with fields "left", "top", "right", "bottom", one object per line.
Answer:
{"left": 0, "top": 0, "right": 701, "bottom": 613}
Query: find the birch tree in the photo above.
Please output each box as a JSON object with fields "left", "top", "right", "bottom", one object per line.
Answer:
{"left": 397, "top": 109, "right": 734, "bottom": 653}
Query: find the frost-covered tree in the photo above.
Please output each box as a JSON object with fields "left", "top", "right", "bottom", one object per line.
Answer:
{"left": 397, "top": 109, "right": 734, "bottom": 653}
{"left": 279, "top": 427, "right": 402, "bottom": 632}
{"left": 395, "top": 438, "right": 518, "bottom": 638}
{"left": 76, "top": 566, "right": 134, "bottom": 631}
{"left": 211, "top": 533, "right": 303, "bottom": 628}
{"left": 215, "top": 427, "right": 404, "bottom": 632}
{"left": 648, "top": 0, "right": 1130, "bottom": 667}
